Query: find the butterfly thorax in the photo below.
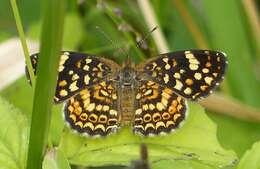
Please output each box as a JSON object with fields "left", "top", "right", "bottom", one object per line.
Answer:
{"left": 116, "top": 65, "right": 139, "bottom": 125}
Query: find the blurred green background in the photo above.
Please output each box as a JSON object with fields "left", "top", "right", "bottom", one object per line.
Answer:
{"left": 0, "top": 0, "right": 259, "bottom": 169}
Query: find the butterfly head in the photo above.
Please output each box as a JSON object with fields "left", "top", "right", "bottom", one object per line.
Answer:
{"left": 119, "top": 64, "right": 137, "bottom": 88}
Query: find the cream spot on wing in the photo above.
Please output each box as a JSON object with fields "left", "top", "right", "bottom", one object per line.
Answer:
{"left": 96, "top": 104, "right": 103, "bottom": 111}
{"left": 173, "top": 114, "right": 181, "bottom": 121}
{"left": 149, "top": 104, "right": 155, "bottom": 110}
{"left": 142, "top": 104, "right": 149, "bottom": 111}
{"left": 166, "top": 121, "right": 174, "bottom": 127}
{"left": 189, "top": 58, "right": 200, "bottom": 64}
{"left": 83, "top": 98, "right": 90, "bottom": 107}
{"left": 69, "top": 81, "right": 79, "bottom": 91}
{"left": 100, "top": 89, "right": 109, "bottom": 96}
{"left": 156, "top": 102, "right": 165, "bottom": 111}
{"left": 174, "top": 73, "right": 181, "bottom": 79}
{"left": 194, "top": 73, "right": 202, "bottom": 80}
{"left": 87, "top": 103, "right": 95, "bottom": 111}
{"left": 163, "top": 74, "right": 170, "bottom": 83}
{"left": 135, "top": 108, "right": 142, "bottom": 115}
{"left": 155, "top": 121, "right": 165, "bottom": 130}
{"left": 161, "top": 98, "right": 168, "bottom": 107}
{"left": 174, "top": 80, "right": 183, "bottom": 90}
{"left": 144, "top": 89, "right": 152, "bottom": 96}
{"left": 204, "top": 76, "right": 213, "bottom": 85}
{"left": 58, "top": 54, "right": 69, "bottom": 72}
{"left": 109, "top": 109, "right": 117, "bottom": 116}
{"left": 69, "top": 70, "right": 74, "bottom": 75}
{"left": 202, "top": 68, "right": 209, "bottom": 73}
{"left": 59, "top": 80, "right": 67, "bottom": 87}
{"left": 61, "top": 54, "right": 69, "bottom": 62}
{"left": 84, "top": 75, "right": 90, "bottom": 85}
{"left": 85, "top": 58, "right": 92, "bottom": 64}
{"left": 72, "top": 74, "right": 79, "bottom": 81}
{"left": 162, "top": 91, "right": 171, "bottom": 99}
{"left": 200, "top": 85, "right": 208, "bottom": 91}
{"left": 163, "top": 58, "right": 168, "bottom": 63}
{"left": 165, "top": 64, "right": 171, "bottom": 70}
{"left": 189, "top": 64, "right": 199, "bottom": 70}
{"left": 97, "top": 63, "right": 104, "bottom": 71}
{"left": 84, "top": 122, "right": 94, "bottom": 130}
{"left": 83, "top": 65, "right": 90, "bottom": 71}
{"left": 145, "top": 123, "right": 155, "bottom": 130}
{"left": 136, "top": 93, "right": 141, "bottom": 99}
{"left": 184, "top": 87, "right": 192, "bottom": 95}
{"left": 185, "top": 52, "right": 194, "bottom": 59}
{"left": 58, "top": 65, "right": 65, "bottom": 72}
{"left": 112, "top": 94, "right": 117, "bottom": 100}
{"left": 102, "top": 105, "right": 109, "bottom": 111}
{"left": 59, "top": 90, "right": 68, "bottom": 96}
{"left": 95, "top": 124, "right": 106, "bottom": 132}
{"left": 180, "top": 69, "right": 185, "bottom": 73}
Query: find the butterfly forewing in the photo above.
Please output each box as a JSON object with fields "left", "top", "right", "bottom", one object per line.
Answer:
{"left": 64, "top": 81, "right": 119, "bottom": 136}
{"left": 134, "top": 81, "right": 187, "bottom": 136}
{"left": 137, "top": 50, "right": 227, "bottom": 100}
{"left": 25, "top": 51, "right": 120, "bottom": 103}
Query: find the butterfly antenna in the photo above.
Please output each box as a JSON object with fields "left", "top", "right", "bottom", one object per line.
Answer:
{"left": 95, "top": 26, "right": 130, "bottom": 64}
{"left": 136, "top": 26, "right": 158, "bottom": 49}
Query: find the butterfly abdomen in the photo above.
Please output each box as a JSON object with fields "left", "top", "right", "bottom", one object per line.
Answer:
{"left": 118, "top": 86, "right": 136, "bottom": 125}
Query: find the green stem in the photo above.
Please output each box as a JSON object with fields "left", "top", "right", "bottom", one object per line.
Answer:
{"left": 26, "top": 0, "right": 65, "bottom": 169}
{"left": 10, "top": 0, "right": 35, "bottom": 88}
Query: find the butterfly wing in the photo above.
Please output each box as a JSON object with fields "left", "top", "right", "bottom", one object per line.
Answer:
{"left": 25, "top": 51, "right": 120, "bottom": 103}
{"left": 136, "top": 50, "right": 227, "bottom": 100}
{"left": 133, "top": 81, "right": 187, "bottom": 136}
{"left": 64, "top": 81, "right": 119, "bottom": 137}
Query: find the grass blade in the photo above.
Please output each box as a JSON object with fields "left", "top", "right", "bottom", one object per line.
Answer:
{"left": 26, "top": 0, "right": 65, "bottom": 169}
{"left": 10, "top": 0, "right": 35, "bottom": 87}
{"left": 137, "top": 0, "right": 169, "bottom": 53}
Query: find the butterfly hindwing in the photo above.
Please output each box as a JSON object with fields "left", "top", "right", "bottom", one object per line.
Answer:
{"left": 64, "top": 81, "right": 119, "bottom": 137}
{"left": 134, "top": 80, "right": 187, "bottom": 136}
{"left": 137, "top": 50, "right": 227, "bottom": 100}
{"left": 25, "top": 51, "right": 120, "bottom": 103}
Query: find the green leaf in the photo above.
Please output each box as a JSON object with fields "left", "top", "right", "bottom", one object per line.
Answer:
{"left": 59, "top": 103, "right": 237, "bottom": 168}
{"left": 0, "top": 97, "right": 28, "bottom": 169}
{"left": 208, "top": 113, "right": 260, "bottom": 157}
{"left": 0, "top": 76, "right": 66, "bottom": 146}
{"left": 237, "top": 141, "right": 260, "bottom": 169}
{"left": 43, "top": 148, "right": 71, "bottom": 169}
{"left": 153, "top": 160, "right": 218, "bottom": 169}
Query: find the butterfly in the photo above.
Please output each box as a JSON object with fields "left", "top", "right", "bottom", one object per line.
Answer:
{"left": 26, "top": 50, "right": 227, "bottom": 137}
